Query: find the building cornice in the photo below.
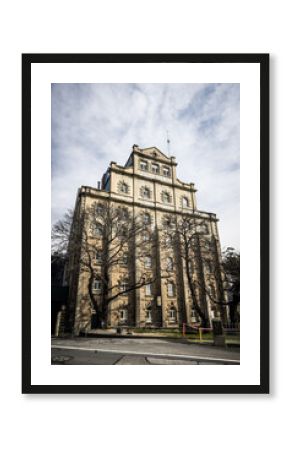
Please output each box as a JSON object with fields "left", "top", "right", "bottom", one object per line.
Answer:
{"left": 78, "top": 186, "right": 218, "bottom": 221}
{"left": 109, "top": 166, "right": 197, "bottom": 192}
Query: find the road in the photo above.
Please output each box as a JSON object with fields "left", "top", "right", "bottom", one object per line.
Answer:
{"left": 51, "top": 337, "right": 240, "bottom": 365}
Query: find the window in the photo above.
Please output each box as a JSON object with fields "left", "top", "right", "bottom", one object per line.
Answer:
{"left": 188, "top": 260, "right": 194, "bottom": 274}
{"left": 96, "top": 203, "right": 104, "bottom": 215}
{"left": 145, "top": 308, "right": 152, "bottom": 323}
{"left": 143, "top": 213, "right": 151, "bottom": 225}
{"left": 119, "top": 309, "right": 128, "bottom": 322}
{"left": 95, "top": 249, "right": 102, "bottom": 263}
{"left": 141, "top": 187, "right": 151, "bottom": 199}
{"left": 120, "top": 280, "right": 129, "bottom": 295}
{"left": 119, "top": 225, "right": 128, "bottom": 238}
{"left": 145, "top": 256, "right": 152, "bottom": 268}
{"left": 204, "top": 260, "right": 212, "bottom": 273}
{"left": 93, "top": 223, "right": 102, "bottom": 236}
{"left": 167, "top": 282, "right": 175, "bottom": 297}
{"left": 163, "top": 216, "right": 172, "bottom": 228}
{"left": 168, "top": 307, "right": 177, "bottom": 322}
{"left": 162, "top": 191, "right": 171, "bottom": 203}
{"left": 93, "top": 280, "right": 102, "bottom": 291}
{"left": 191, "top": 309, "right": 197, "bottom": 322}
{"left": 120, "top": 253, "right": 128, "bottom": 266}
{"left": 151, "top": 163, "right": 159, "bottom": 174}
{"left": 163, "top": 166, "right": 170, "bottom": 177}
{"left": 140, "top": 160, "right": 148, "bottom": 171}
{"left": 118, "top": 207, "right": 129, "bottom": 220}
{"left": 145, "top": 283, "right": 152, "bottom": 296}
{"left": 119, "top": 182, "right": 129, "bottom": 193}
{"left": 165, "top": 235, "right": 173, "bottom": 245}
{"left": 182, "top": 197, "right": 189, "bottom": 208}
{"left": 207, "top": 284, "right": 215, "bottom": 300}
{"left": 166, "top": 257, "right": 173, "bottom": 271}
{"left": 143, "top": 231, "right": 150, "bottom": 242}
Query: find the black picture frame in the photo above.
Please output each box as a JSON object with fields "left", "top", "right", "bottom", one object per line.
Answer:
{"left": 22, "top": 53, "right": 269, "bottom": 394}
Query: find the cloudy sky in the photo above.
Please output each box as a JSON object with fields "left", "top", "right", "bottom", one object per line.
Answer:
{"left": 52, "top": 83, "right": 240, "bottom": 250}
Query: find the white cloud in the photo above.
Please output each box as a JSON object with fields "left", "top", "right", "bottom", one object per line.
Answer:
{"left": 52, "top": 83, "right": 240, "bottom": 249}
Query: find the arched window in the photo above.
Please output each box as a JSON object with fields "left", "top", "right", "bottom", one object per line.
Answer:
{"left": 119, "top": 181, "right": 129, "bottom": 194}
{"left": 143, "top": 212, "right": 151, "bottom": 225}
{"left": 163, "top": 216, "right": 172, "bottom": 228}
{"left": 118, "top": 207, "right": 129, "bottom": 220}
{"left": 92, "top": 222, "right": 102, "bottom": 236}
{"left": 119, "top": 225, "right": 128, "bottom": 238}
{"left": 96, "top": 203, "right": 104, "bottom": 215}
{"left": 161, "top": 191, "right": 171, "bottom": 203}
{"left": 166, "top": 257, "right": 173, "bottom": 271}
{"left": 141, "top": 186, "right": 151, "bottom": 199}
{"left": 182, "top": 196, "right": 189, "bottom": 208}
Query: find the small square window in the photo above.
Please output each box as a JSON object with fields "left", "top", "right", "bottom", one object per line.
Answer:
{"left": 163, "top": 166, "right": 170, "bottom": 177}
{"left": 140, "top": 161, "right": 148, "bottom": 171}
{"left": 93, "top": 280, "right": 102, "bottom": 291}
{"left": 152, "top": 163, "right": 159, "bottom": 174}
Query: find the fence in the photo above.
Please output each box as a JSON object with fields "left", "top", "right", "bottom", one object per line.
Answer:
{"left": 187, "top": 325, "right": 240, "bottom": 343}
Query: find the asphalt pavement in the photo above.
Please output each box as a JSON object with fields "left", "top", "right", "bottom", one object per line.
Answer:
{"left": 51, "top": 337, "right": 240, "bottom": 365}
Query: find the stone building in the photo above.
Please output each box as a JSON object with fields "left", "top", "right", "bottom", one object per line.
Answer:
{"left": 66, "top": 145, "right": 227, "bottom": 334}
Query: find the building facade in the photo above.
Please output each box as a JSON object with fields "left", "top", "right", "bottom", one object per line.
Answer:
{"left": 66, "top": 145, "right": 227, "bottom": 334}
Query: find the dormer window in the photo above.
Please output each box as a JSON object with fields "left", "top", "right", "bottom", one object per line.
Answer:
{"left": 151, "top": 163, "right": 160, "bottom": 174}
{"left": 140, "top": 160, "right": 148, "bottom": 171}
{"left": 163, "top": 166, "right": 170, "bottom": 177}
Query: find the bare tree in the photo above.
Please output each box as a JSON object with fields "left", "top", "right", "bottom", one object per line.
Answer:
{"left": 52, "top": 203, "right": 169, "bottom": 330}
{"left": 162, "top": 213, "right": 231, "bottom": 327}
{"left": 51, "top": 209, "right": 74, "bottom": 261}
{"left": 221, "top": 247, "right": 240, "bottom": 326}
